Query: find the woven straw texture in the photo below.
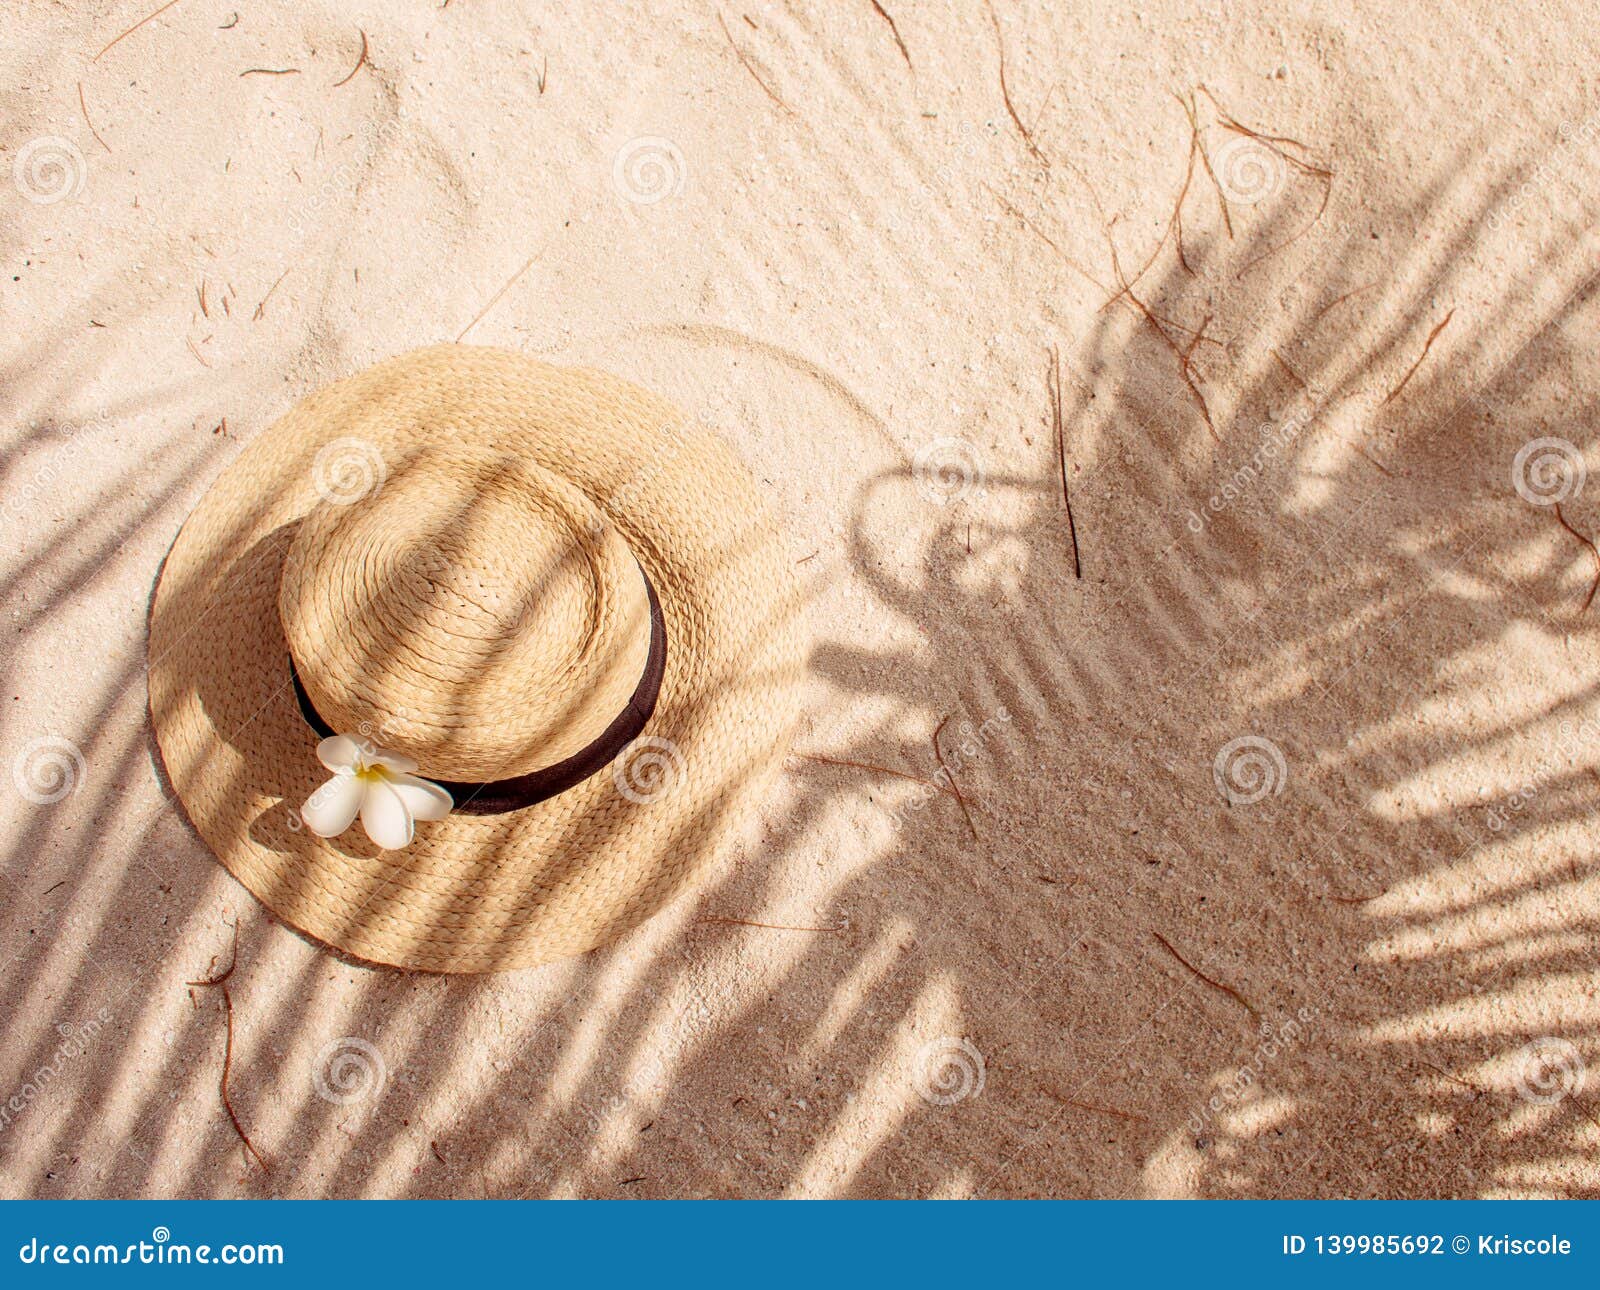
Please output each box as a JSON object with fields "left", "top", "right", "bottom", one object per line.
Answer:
{"left": 148, "top": 345, "right": 805, "bottom": 973}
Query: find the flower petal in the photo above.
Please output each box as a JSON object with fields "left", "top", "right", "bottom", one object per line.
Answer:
{"left": 368, "top": 749, "right": 419, "bottom": 775}
{"left": 317, "top": 735, "right": 364, "bottom": 772}
{"left": 300, "top": 772, "right": 363, "bottom": 837}
{"left": 390, "top": 773, "right": 453, "bottom": 822}
{"left": 360, "top": 777, "right": 414, "bottom": 850}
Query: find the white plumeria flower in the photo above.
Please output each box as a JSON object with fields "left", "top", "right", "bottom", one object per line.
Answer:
{"left": 300, "top": 735, "right": 453, "bottom": 850}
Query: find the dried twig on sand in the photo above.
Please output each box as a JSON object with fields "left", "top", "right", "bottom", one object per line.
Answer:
{"left": 1554, "top": 503, "right": 1600, "bottom": 615}
{"left": 1327, "top": 888, "right": 1386, "bottom": 904}
{"left": 717, "top": 11, "right": 793, "bottom": 114}
{"left": 1380, "top": 308, "right": 1454, "bottom": 406}
{"left": 1043, "top": 1091, "right": 1148, "bottom": 1123}
{"left": 240, "top": 67, "right": 300, "bottom": 77}
{"left": 1151, "top": 931, "right": 1259, "bottom": 1021}
{"left": 187, "top": 923, "right": 270, "bottom": 1172}
{"left": 985, "top": 0, "right": 1045, "bottom": 163}
{"left": 1198, "top": 85, "right": 1324, "bottom": 166}
{"left": 796, "top": 752, "right": 959, "bottom": 798}
{"left": 1310, "top": 281, "right": 1376, "bottom": 323}
{"left": 984, "top": 185, "right": 1102, "bottom": 291}
{"left": 252, "top": 267, "right": 292, "bottom": 321}
{"left": 94, "top": 0, "right": 186, "bottom": 61}
{"left": 868, "top": 0, "right": 912, "bottom": 69}
{"left": 698, "top": 915, "right": 843, "bottom": 933}
{"left": 1066, "top": 157, "right": 1220, "bottom": 439}
{"left": 1182, "top": 91, "right": 1233, "bottom": 240}
{"left": 456, "top": 252, "right": 539, "bottom": 341}
{"left": 332, "top": 29, "right": 370, "bottom": 87}
{"left": 77, "top": 82, "right": 112, "bottom": 153}
{"left": 932, "top": 715, "right": 979, "bottom": 840}
{"left": 1195, "top": 86, "right": 1335, "bottom": 276}
{"left": 1100, "top": 98, "right": 1197, "bottom": 311}
{"left": 1270, "top": 346, "right": 1306, "bottom": 389}
{"left": 1352, "top": 443, "right": 1397, "bottom": 477}
{"left": 1048, "top": 346, "right": 1082, "bottom": 578}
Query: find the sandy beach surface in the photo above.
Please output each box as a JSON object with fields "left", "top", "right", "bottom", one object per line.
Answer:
{"left": 4, "top": 0, "right": 1600, "bottom": 1198}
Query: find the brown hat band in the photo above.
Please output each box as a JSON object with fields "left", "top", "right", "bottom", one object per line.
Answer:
{"left": 289, "top": 570, "right": 667, "bottom": 815}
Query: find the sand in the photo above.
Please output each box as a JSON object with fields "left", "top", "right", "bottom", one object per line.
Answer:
{"left": 3, "top": 0, "right": 1599, "bottom": 1199}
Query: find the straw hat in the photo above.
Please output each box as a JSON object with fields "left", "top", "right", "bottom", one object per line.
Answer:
{"left": 149, "top": 345, "right": 805, "bottom": 973}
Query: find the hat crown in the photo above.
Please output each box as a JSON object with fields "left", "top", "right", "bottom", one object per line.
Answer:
{"left": 279, "top": 448, "right": 653, "bottom": 781}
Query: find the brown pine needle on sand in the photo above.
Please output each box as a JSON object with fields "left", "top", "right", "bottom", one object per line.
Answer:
{"left": 985, "top": 0, "right": 1046, "bottom": 164}
{"left": 1271, "top": 346, "right": 1306, "bottom": 388}
{"left": 984, "top": 185, "right": 1102, "bottom": 291}
{"left": 332, "top": 29, "right": 370, "bottom": 87}
{"left": 1189, "top": 85, "right": 1335, "bottom": 276}
{"left": 187, "top": 923, "right": 270, "bottom": 1173}
{"left": 1353, "top": 442, "right": 1397, "bottom": 477}
{"left": 252, "top": 267, "right": 292, "bottom": 321}
{"left": 868, "top": 0, "right": 912, "bottom": 69}
{"left": 1182, "top": 92, "right": 1233, "bottom": 240}
{"left": 94, "top": 0, "right": 187, "bottom": 61}
{"left": 78, "top": 82, "right": 112, "bottom": 153}
{"left": 1380, "top": 309, "right": 1454, "bottom": 406}
{"left": 795, "top": 753, "right": 959, "bottom": 799}
{"left": 932, "top": 714, "right": 979, "bottom": 840}
{"left": 717, "top": 11, "right": 793, "bottom": 114}
{"left": 698, "top": 915, "right": 843, "bottom": 933}
{"left": 1311, "top": 281, "right": 1376, "bottom": 323}
{"left": 1152, "top": 931, "right": 1259, "bottom": 1022}
{"left": 1043, "top": 1091, "right": 1149, "bottom": 1123}
{"left": 1198, "top": 85, "right": 1327, "bottom": 173}
{"left": 456, "top": 251, "right": 540, "bottom": 341}
{"left": 1048, "top": 346, "right": 1082, "bottom": 578}
{"left": 1554, "top": 503, "right": 1600, "bottom": 615}
{"left": 1100, "top": 101, "right": 1197, "bottom": 312}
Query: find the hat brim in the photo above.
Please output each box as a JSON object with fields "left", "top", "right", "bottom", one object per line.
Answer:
{"left": 148, "top": 345, "right": 805, "bottom": 972}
